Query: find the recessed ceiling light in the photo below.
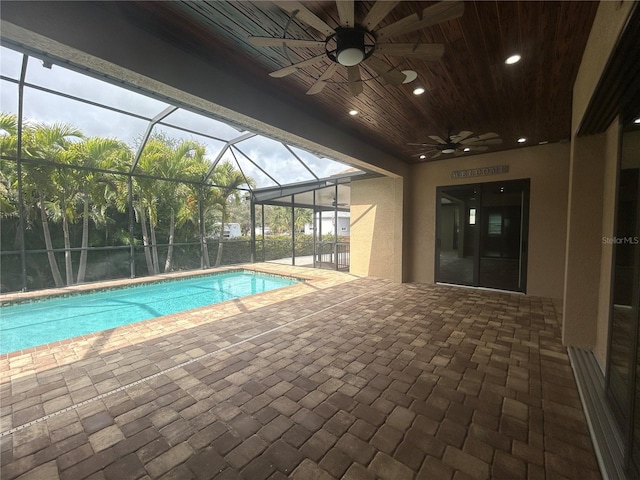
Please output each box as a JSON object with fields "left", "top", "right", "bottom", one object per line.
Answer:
{"left": 402, "top": 70, "right": 418, "bottom": 84}
{"left": 505, "top": 54, "right": 521, "bottom": 65}
{"left": 463, "top": 147, "right": 471, "bottom": 152}
{"left": 419, "top": 154, "right": 426, "bottom": 160}
{"left": 413, "top": 87, "right": 425, "bottom": 95}
{"left": 634, "top": 117, "right": 640, "bottom": 124}
{"left": 348, "top": 109, "right": 358, "bottom": 116}
{"left": 517, "top": 137, "right": 527, "bottom": 143}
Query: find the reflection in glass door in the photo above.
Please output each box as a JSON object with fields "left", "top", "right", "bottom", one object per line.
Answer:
{"left": 436, "top": 186, "right": 478, "bottom": 286}
{"left": 607, "top": 125, "right": 640, "bottom": 477}
{"left": 436, "top": 179, "right": 529, "bottom": 292}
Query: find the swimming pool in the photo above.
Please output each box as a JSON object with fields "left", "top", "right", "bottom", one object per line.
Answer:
{"left": 0, "top": 270, "right": 298, "bottom": 354}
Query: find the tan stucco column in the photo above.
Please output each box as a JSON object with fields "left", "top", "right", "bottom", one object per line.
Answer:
{"left": 562, "top": 135, "right": 607, "bottom": 348}
{"left": 350, "top": 176, "right": 405, "bottom": 283}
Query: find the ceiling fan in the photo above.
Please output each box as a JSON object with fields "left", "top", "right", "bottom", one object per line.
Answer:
{"left": 248, "top": 1, "right": 464, "bottom": 96}
{"left": 409, "top": 129, "right": 503, "bottom": 160}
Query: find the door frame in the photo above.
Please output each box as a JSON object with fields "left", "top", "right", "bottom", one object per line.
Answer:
{"left": 435, "top": 178, "right": 530, "bottom": 293}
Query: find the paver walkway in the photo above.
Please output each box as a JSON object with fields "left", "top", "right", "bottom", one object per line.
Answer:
{"left": 0, "top": 265, "right": 601, "bottom": 479}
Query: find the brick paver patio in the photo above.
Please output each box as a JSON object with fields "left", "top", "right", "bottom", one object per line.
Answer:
{"left": 0, "top": 264, "right": 601, "bottom": 479}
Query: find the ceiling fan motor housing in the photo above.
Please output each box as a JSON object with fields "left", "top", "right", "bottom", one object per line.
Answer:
{"left": 327, "top": 27, "right": 375, "bottom": 66}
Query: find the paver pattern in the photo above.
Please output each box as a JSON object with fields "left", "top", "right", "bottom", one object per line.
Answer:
{"left": 0, "top": 264, "right": 601, "bottom": 479}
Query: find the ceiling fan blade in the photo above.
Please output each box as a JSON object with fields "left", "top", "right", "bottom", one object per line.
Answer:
{"left": 428, "top": 135, "right": 447, "bottom": 144}
{"left": 375, "top": 43, "right": 444, "bottom": 61}
{"left": 432, "top": 151, "right": 443, "bottom": 159}
{"left": 408, "top": 142, "right": 438, "bottom": 147}
{"left": 477, "top": 132, "right": 500, "bottom": 140}
{"left": 273, "top": 1, "right": 336, "bottom": 36}
{"left": 347, "top": 66, "right": 363, "bottom": 96}
{"left": 473, "top": 138, "right": 503, "bottom": 145}
{"left": 377, "top": 1, "right": 464, "bottom": 40}
{"left": 451, "top": 130, "right": 474, "bottom": 142}
{"left": 365, "top": 56, "right": 405, "bottom": 85}
{"left": 460, "top": 132, "right": 500, "bottom": 144}
{"left": 306, "top": 63, "right": 339, "bottom": 95}
{"left": 248, "top": 37, "right": 326, "bottom": 48}
{"left": 362, "top": 1, "right": 400, "bottom": 30}
{"left": 269, "top": 55, "right": 327, "bottom": 78}
{"left": 336, "top": 0, "right": 354, "bottom": 28}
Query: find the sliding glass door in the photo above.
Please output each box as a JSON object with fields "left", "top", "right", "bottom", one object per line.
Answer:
{"left": 607, "top": 124, "right": 640, "bottom": 477}
{"left": 436, "top": 179, "right": 529, "bottom": 292}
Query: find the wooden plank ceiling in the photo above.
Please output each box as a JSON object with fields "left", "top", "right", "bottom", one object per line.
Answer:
{"left": 113, "top": 1, "right": 599, "bottom": 164}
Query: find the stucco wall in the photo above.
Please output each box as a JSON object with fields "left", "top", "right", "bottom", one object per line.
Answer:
{"left": 563, "top": 0, "right": 635, "bottom": 350}
{"left": 407, "top": 143, "right": 570, "bottom": 299}
{"left": 350, "top": 176, "right": 404, "bottom": 283}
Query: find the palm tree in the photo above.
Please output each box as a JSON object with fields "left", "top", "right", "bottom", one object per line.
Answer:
{"left": 268, "top": 206, "right": 293, "bottom": 234}
{"left": 22, "top": 122, "right": 83, "bottom": 287}
{"left": 67, "top": 137, "right": 132, "bottom": 283}
{"left": 158, "top": 140, "right": 206, "bottom": 272}
{"left": 210, "top": 161, "right": 254, "bottom": 267}
{"left": 46, "top": 161, "right": 80, "bottom": 286}
{"left": 294, "top": 208, "right": 313, "bottom": 233}
{"left": 134, "top": 136, "right": 209, "bottom": 274}
{"left": 177, "top": 181, "right": 219, "bottom": 268}
{"left": 0, "top": 113, "right": 19, "bottom": 219}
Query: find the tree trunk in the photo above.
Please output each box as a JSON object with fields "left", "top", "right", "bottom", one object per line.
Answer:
{"left": 203, "top": 239, "right": 210, "bottom": 268}
{"left": 148, "top": 205, "right": 160, "bottom": 275}
{"left": 164, "top": 208, "right": 175, "bottom": 272}
{"left": 40, "top": 198, "right": 64, "bottom": 288}
{"left": 77, "top": 193, "right": 89, "bottom": 283}
{"left": 214, "top": 236, "right": 224, "bottom": 267}
{"left": 139, "top": 207, "right": 154, "bottom": 275}
{"left": 215, "top": 208, "right": 226, "bottom": 267}
{"left": 61, "top": 202, "right": 74, "bottom": 286}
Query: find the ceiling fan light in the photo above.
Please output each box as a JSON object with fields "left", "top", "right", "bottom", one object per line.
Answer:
{"left": 336, "top": 29, "right": 366, "bottom": 66}
{"left": 442, "top": 148, "right": 455, "bottom": 154}
{"left": 337, "top": 47, "right": 364, "bottom": 66}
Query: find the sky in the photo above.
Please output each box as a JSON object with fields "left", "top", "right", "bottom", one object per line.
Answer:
{"left": 0, "top": 45, "right": 358, "bottom": 188}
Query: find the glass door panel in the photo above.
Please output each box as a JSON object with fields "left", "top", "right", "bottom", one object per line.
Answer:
{"left": 607, "top": 124, "right": 640, "bottom": 477}
{"left": 436, "top": 186, "right": 478, "bottom": 286}
{"left": 479, "top": 180, "right": 529, "bottom": 292}
{"left": 608, "top": 168, "right": 639, "bottom": 424}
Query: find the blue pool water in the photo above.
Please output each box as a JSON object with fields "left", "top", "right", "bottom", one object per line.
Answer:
{"left": 0, "top": 271, "right": 298, "bottom": 354}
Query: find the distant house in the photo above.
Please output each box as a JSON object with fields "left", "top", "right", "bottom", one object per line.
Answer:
{"left": 210, "top": 223, "right": 242, "bottom": 239}
{"left": 305, "top": 211, "right": 350, "bottom": 237}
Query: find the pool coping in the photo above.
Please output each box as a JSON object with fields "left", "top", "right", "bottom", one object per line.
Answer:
{"left": 0, "top": 264, "right": 358, "bottom": 363}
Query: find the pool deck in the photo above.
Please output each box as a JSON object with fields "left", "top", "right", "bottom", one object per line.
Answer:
{"left": 0, "top": 264, "right": 601, "bottom": 479}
